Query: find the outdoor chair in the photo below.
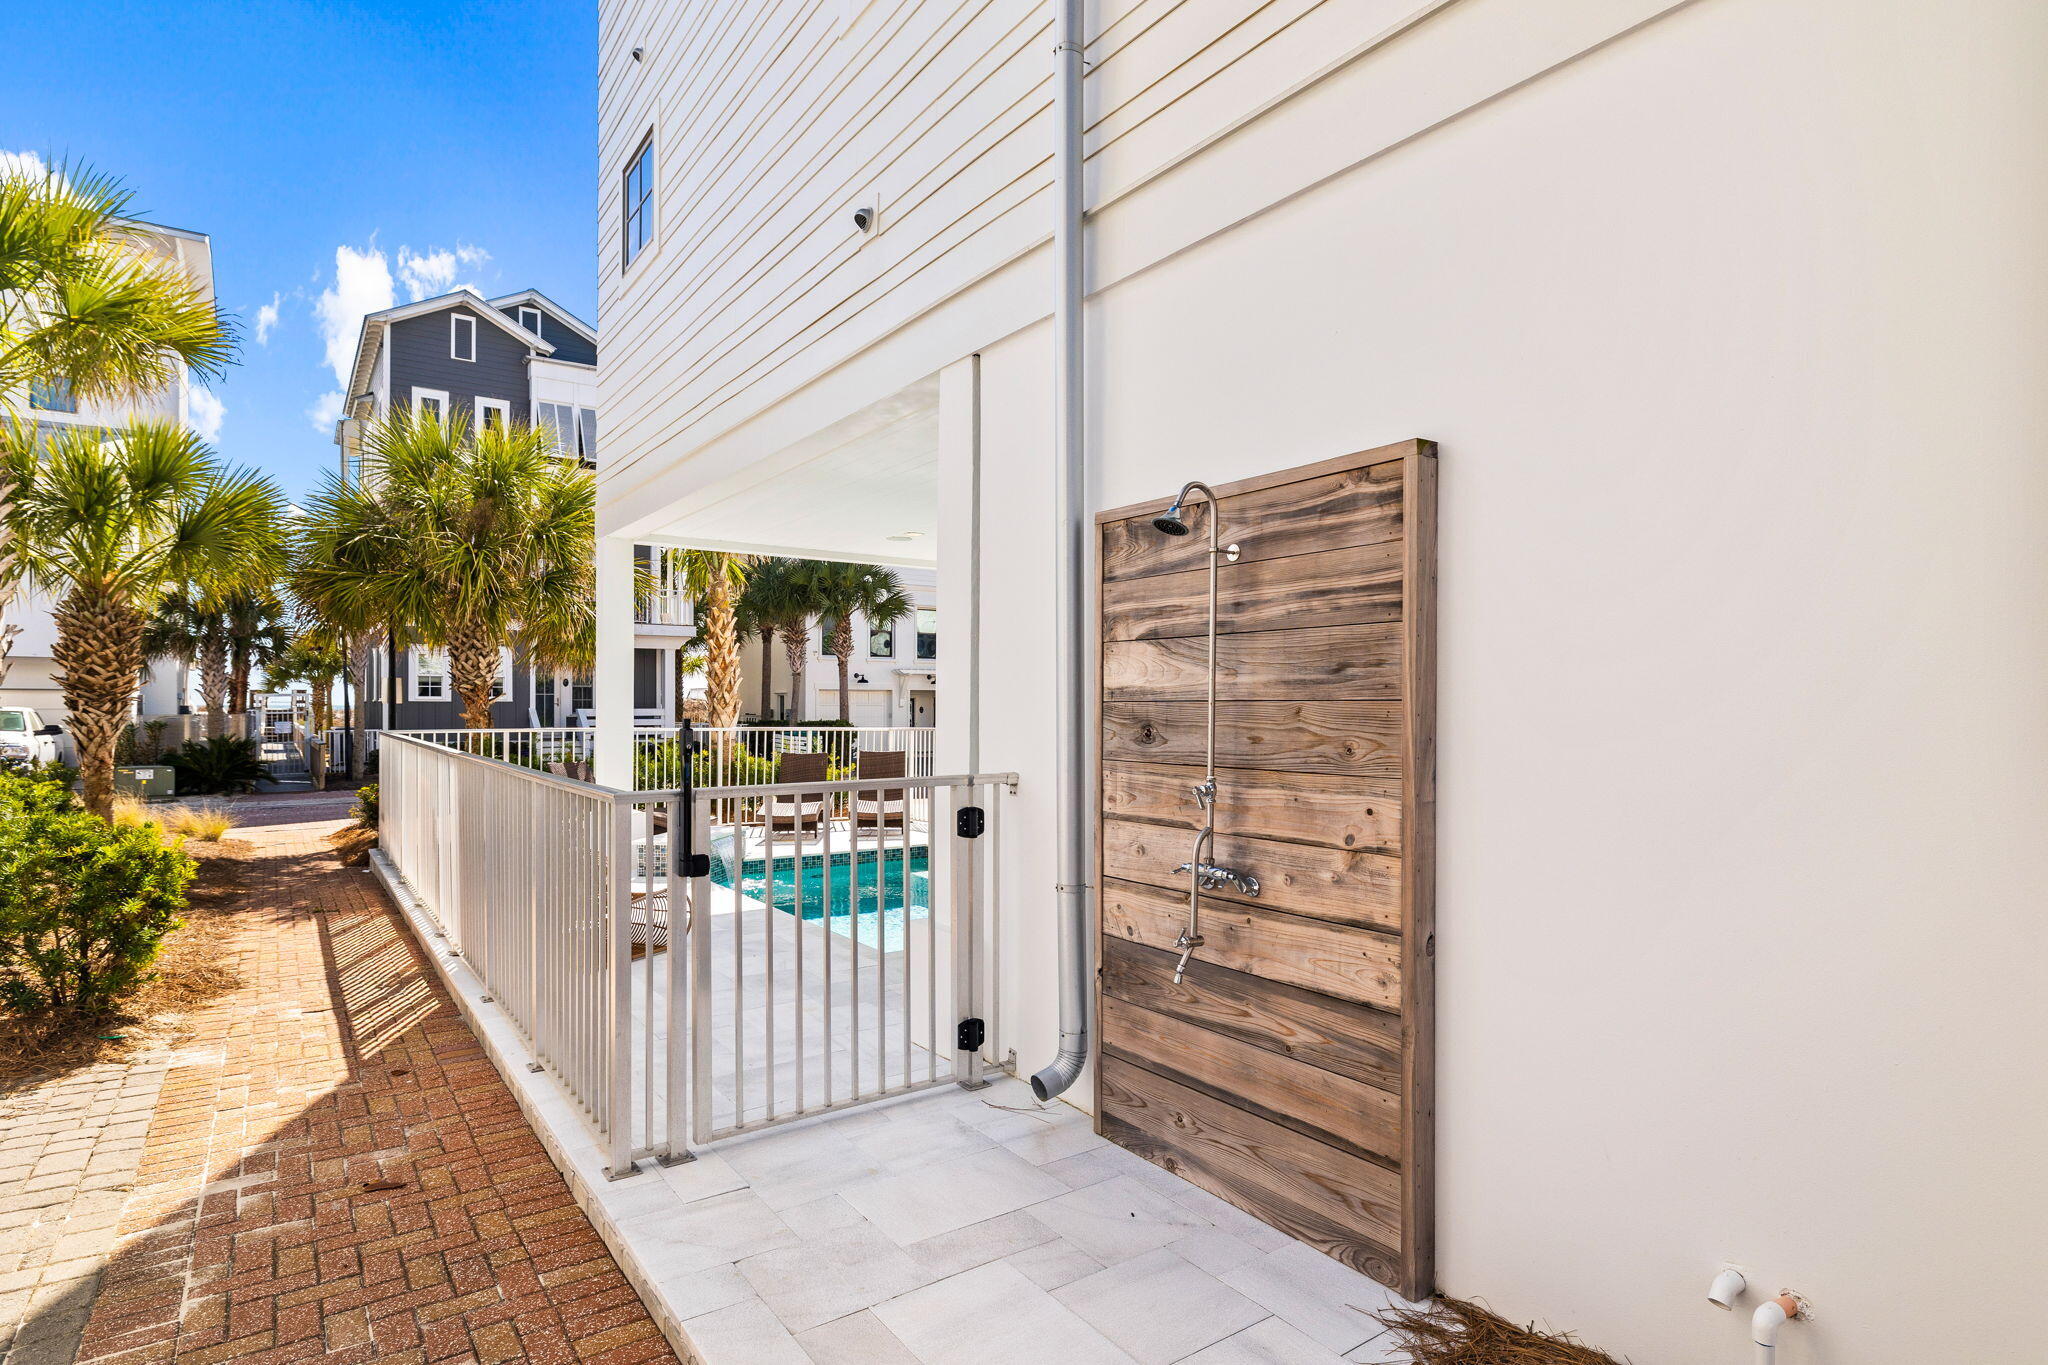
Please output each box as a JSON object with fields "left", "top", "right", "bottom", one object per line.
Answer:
{"left": 546, "top": 758, "right": 593, "bottom": 782}
{"left": 766, "top": 750, "right": 831, "bottom": 835}
{"left": 851, "top": 750, "right": 909, "bottom": 831}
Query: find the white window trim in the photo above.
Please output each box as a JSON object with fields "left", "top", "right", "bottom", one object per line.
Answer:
{"left": 622, "top": 134, "right": 656, "bottom": 271}
{"left": 412, "top": 386, "right": 449, "bottom": 417}
{"left": 409, "top": 646, "right": 512, "bottom": 703}
{"left": 476, "top": 397, "right": 512, "bottom": 430}
{"left": 450, "top": 313, "right": 477, "bottom": 361}
{"left": 517, "top": 306, "right": 542, "bottom": 335}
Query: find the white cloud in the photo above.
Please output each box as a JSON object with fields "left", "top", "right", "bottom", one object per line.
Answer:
{"left": 306, "top": 238, "right": 490, "bottom": 429}
{"left": 252, "top": 293, "right": 281, "bottom": 345}
{"left": 312, "top": 243, "right": 394, "bottom": 392}
{"left": 396, "top": 242, "right": 491, "bottom": 302}
{"left": 307, "top": 390, "right": 344, "bottom": 431}
{"left": 187, "top": 385, "right": 225, "bottom": 442}
{"left": 0, "top": 150, "right": 53, "bottom": 182}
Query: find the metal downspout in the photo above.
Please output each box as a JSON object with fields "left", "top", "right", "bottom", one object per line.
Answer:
{"left": 1031, "top": 0, "right": 1091, "bottom": 1102}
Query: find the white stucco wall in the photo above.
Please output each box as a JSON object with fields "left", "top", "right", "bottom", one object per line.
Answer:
{"left": 606, "top": 0, "right": 2048, "bottom": 1359}
{"left": 978, "top": 4, "right": 2048, "bottom": 1362}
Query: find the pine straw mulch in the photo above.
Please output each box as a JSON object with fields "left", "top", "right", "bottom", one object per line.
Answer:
{"left": 327, "top": 823, "right": 377, "bottom": 867}
{"left": 1375, "top": 1299, "right": 1631, "bottom": 1364}
{"left": 0, "top": 838, "right": 255, "bottom": 1092}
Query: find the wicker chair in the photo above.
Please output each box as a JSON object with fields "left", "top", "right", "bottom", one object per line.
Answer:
{"left": 851, "top": 750, "right": 909, "bottom": 831}
{"left": 766, "top": 751, "right": 831, "bottom": 834}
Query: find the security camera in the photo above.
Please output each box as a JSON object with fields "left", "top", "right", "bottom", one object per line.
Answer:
{"left": 851, "top": 206, "right": 876, "bottom": 233}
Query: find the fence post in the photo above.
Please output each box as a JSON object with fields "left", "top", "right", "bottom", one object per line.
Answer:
{"left": 604, "top": 793, "right": 638, "bottom": 1178}
{"left": 952, "top": 784, "right": 987, "bottom": 1090}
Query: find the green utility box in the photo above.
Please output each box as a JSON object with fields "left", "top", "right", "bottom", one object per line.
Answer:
{"left": 114, "top": 765, "right": 175, "bottom": 799}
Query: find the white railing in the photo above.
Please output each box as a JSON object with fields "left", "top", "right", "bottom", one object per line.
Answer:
{"left": 684, "top": 771, "right": 1010, "bottom": 1142}
{"left": 379, "top": 733, "right": 685, "bottom": 1174}
{"left": 636, "top": 588, "right": 693, "bottom": 626}
{"left": 327, "top": 724, "right": 938, "bottom": 789}
{"left": 374, "top": 729, "right": 1008, "bottom": 1174}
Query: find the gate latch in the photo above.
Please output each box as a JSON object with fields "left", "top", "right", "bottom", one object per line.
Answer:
{"left": 955, "top": 806, "right": 986, "bottom": 839}
{"left": 956, "top": 1017, "right": 986, "bottom": 1052}
{"left": 681, "top": 852, "right": 711, "bottom": 878}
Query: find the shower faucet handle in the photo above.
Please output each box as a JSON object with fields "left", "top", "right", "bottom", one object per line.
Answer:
{"left": 1173, "top": 861, "right": 1260, "bottom": 897}
{"left": 1192, "top": 778, "right": 1216, "bottom": 811}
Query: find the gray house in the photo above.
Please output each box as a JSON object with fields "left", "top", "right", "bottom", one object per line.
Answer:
{"left": 331, "top": 290, "right": 696, "bottom": 734}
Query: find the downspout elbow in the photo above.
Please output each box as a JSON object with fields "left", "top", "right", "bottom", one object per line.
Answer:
{"left": 1030, "top": 1031, "right": 1087, "bottom": 1102}
{"left": 1751, "top": 1293, "right": 1802, "bottom": 1362}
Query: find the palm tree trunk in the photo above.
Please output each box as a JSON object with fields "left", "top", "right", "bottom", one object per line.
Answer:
{"left": 703, "top": 573, "right": 742, "bottom": 729}
{"left": 230, "top": 637, "right": 250, "bottom": 715}
{"left": 781, "top": 628, "right": 808, "bottom": 724}
{"left": 52, "top": 589, "right": 146, "bottom": 820}
{"left": 347, "top": 632, "right": 370, "bottom": 782}
{"left": 447, "top": 628, "right": 501, "bottom": 731}
{"left": 832, "top": 617, "right": 854, "bottom": 723}
{"left": 199, "top": 627, "right": 229, "bottom": 738}
{"left": 758, "top": 631, "right": 773, "bottom": 721}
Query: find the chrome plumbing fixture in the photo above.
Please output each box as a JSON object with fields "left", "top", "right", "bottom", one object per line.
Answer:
{"left": 1151, "top": 481, "right": 1253, "bottom": 986}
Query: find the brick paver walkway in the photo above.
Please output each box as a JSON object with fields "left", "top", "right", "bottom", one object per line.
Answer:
{"left": 4, "top": 809, "right": 678, "bottom": 1365}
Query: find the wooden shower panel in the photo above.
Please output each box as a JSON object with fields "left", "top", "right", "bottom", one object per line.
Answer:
{"left": 1093, "top": 440, "right": 1436, "bottom": 1298}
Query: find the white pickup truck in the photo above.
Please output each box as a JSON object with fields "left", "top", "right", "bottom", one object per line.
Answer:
{"left": 0, "top": 707, "right": 66, "bottom": 767}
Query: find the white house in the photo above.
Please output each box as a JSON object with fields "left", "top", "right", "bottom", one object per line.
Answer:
{"left": 0, "top": 219, "right": 216, "bottom": 749}
{"left": 738, "top": 564, "right": 938, "bottom": 726}
{"left": 581, "top": 3, "right": 2048, "bottom": 1360}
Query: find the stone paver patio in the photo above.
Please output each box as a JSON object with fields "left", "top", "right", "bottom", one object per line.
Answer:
{"left": 0, "top": 797, "right": 679, "bottom": 1365}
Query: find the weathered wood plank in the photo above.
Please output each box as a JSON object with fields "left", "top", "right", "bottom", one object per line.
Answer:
{"left": 1101, "top": 701, "right": 1402, "bottom": 778}
{"left": 1398, "top": 445, "right": 1439, "bottom": 1301}
{"left": 1101, "top": 761, "right": 1400, "bottom": 853}
{"left": 1101, "top": 995, "right": 1401, "bottom": 1163}
{"left": 1102, "top": 623, "right": 1402, "bottom": 702}
{"left": 1100, "top": 937, "right": 1402, "bottom": 1094}
{"left": 1100, "top": 462, "right": 1404, "bottom": 581}
{"left": 1101, "top": 543, "right": 1402, "bottom": 642}
{"left": 1101, "top": 877, "right": 1401, "bottom": 1011}
{"left": 1097, "top": 441, "right": 1424, "bottom": 524}
{"left": 1100, "top": 1057, "right": 1404, "bottom": 1284}
{"left": 1101, "top": 817, "right": 1400, "bottom": 931}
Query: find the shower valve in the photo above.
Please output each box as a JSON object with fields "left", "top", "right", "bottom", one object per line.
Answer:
{"left": 1173, "top": 862, "right": 1259, "bottom": 896}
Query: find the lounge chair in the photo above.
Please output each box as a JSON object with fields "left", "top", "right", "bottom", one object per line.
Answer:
{"left": 766, "top": 751, "right": 831, "bottom": 834}
{"left": 851, "top": 750, "right": 909, "bottom": 831}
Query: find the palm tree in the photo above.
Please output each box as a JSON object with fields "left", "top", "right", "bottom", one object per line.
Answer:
{"left": 807, "top": 562, "right": 914, "bottom": 724}
{"left": 0, "top": 161, "right": 237, "bottom": 690}
{"left": 0, "top": 419, "right": 283, "bottom": 816}
{"left": 662, "top": 549, "right": 748, "bottom": 728}
{"left": 295, "top": 407, "right": 593, "bottom": 732}
{"left": 142, "top": 585, "right": 228, "bottom": 726}
{"left": 224, "top": 586, "right": 290, "bottom": 715}
{"left": 739, "top": 558, "right": 822, "bottom": 722}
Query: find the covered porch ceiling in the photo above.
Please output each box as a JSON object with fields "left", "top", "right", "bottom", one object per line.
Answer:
{"left": 623, "top": 376, "right": 939, "bottom": 568}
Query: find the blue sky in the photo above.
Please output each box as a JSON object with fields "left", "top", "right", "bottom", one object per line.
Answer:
{"left": 1, "top": 0, "right": 597, "bottom": 502}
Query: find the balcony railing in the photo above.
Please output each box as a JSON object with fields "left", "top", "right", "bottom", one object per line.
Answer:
{"left": 328, "top": 725, "right": 937, "bottom": 788}
{"left": 636, "top": 589, "right": 692, "bottom": 626}
{"left": 373, "top": 730, "right": 1009, "bottom": 1175}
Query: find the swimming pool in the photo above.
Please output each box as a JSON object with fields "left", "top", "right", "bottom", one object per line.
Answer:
{"left": 709, "top": 845, "right": 929, "bottom": 952}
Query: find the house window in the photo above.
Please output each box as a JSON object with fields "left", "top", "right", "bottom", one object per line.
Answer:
{"left": 410, "top": 647, "right": 510, "bottom": 702}
{"left": 410, "top": 648, "right": 447, "bottom": 701}
{"left": 412, "top": 387, "right": 448, "bottom": 420}
{"left": 476, "top": 397, "right": 511, "bottom": 431}
{"left": 622, "top": 136, "right": 654, "bottom": 268}
{"left": 534, "top": 402, "right": 598, "bottom": 463}
{"left": 517, "top": 306, "right": 542, "bottom": 336}
{"left": 28, "top": 377, "right": 77, "bottom": 413}
{"left": 915, "top": 609, "right": 937, "bottom": 660}
{"left": 571, "top": 677, "right": 594, "bottom": 716}
{"left": 451, "top": 313, "right": 477, "bottom": 361}
{"left": 868, "top": 617, "right": 895, "bottom": 658}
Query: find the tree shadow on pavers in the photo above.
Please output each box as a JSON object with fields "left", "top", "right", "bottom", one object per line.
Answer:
{"left": 21, "top": 827, "right": 670, "bottom": 1365}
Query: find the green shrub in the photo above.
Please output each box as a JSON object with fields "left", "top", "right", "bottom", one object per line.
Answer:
{"left": 163, "top": 735, "right": 265, "bottom": 795}
{"left": 352, "top": 783, "right": 379, "bottom": 828}
{"left": 0, "top": 765, "right": 78, "bottom": 816}
{"left": 0, "top": 775, "right": 194, "bottom": 1018}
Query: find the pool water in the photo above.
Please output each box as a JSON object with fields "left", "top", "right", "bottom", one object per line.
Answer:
{"left": 709, "top": 845, "right": 930, "bottom": 952}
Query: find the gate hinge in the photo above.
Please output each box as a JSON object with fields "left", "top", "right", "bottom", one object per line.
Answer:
{"left": 955, "top": 805, "right": 986, "bottom": 839}
{"left": 956, "top": 1017, "right": 986, "bottom": 1052}
{"left": 682, "top": 852, "right": 711, "bottom": 878}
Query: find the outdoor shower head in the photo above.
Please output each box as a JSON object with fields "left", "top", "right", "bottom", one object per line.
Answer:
{"left": 1152, "top": 481, "right": 1209, "bottom": 536}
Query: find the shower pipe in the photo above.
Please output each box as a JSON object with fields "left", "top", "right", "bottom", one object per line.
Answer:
{"left": 1031, "top": 0, "right": 1091, "bottom": 1103}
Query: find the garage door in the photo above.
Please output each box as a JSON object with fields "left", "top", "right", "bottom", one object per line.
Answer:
{"left": 818, "top": 688, "right": 892, "bottom": 726}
